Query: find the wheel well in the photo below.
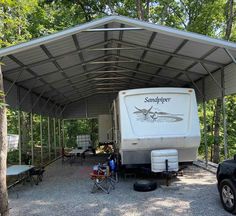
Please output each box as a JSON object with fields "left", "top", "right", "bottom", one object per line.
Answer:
{"left": 218, "top": 174, "right": 234, "bottom": 185}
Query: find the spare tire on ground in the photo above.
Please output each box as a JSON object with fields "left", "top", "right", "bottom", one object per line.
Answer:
{"left": 133, "top": 180, "right": 157, "bottom": 192}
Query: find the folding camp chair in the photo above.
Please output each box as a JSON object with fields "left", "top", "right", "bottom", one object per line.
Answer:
{"left": 90, "top": 173, "right": 114, "bottom": 194}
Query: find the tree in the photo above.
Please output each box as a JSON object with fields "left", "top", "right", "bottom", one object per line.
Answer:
{"left": 213, "top": 0, "right": 236, "bottom": 163}
{"left": 0, "top": 64, "right": 9, "bottom": 215}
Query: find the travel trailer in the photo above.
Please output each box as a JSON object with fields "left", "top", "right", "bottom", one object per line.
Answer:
{"left": 112, "top": 88, "right": 200, "bottom": 165}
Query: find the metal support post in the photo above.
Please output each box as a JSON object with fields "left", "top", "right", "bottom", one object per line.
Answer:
{"left": 221, "top": 69, "right": 228, "bottom": 159}
{"left": 18, "top": 109, "right": 22, "bottom": 164}
{"left": 58, "top": 118, "right": 61, "bottom": 149}
{"left": 48, "top": 116, "right": 51, "bottom": 161}
{"left": 62, "top": 119, "right": 65, "bottom": 148}
{"left": 30, "top": 112, "right": 34, "bottom": 164}
{"left": 53, "top": 118, "right": 56, "bottom": 158}
{"left": 202, "top": 79, "right": 208, "bottom": 166}
{"left": 40, "top": 115, "right": 43, "bottom": 164}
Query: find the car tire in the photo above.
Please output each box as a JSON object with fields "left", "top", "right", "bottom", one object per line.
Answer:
{"left": 219, "top": 179, "right": 236, "bottom": 214}
{"left": 133, "top": 180, "right": 157, "bottom": 192}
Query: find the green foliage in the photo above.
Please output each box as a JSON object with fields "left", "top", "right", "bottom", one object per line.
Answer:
{"left": 7, "top": 150, "right": 19, "bottom": 164}
{"left": 64, "top": 119, "right": 98, "bottom": 148}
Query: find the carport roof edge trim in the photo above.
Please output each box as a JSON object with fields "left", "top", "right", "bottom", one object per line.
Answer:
{"left": 0, "top": 15, "right": 236, "bottom": 58}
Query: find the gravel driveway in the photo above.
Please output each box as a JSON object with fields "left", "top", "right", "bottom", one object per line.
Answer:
{"left": 8, "top": 155, "right": 231, "bottom": 216}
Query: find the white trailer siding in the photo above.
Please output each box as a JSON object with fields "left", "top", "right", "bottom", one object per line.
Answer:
{"left": 116, "top": 88, "right": 200, "bottom": 164}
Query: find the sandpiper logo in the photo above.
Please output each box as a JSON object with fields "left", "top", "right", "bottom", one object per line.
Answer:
{"left": 144, "top": 96, "right": 171, "bottom": 104}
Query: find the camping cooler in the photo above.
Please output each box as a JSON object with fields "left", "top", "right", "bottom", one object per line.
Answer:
{"left": 151, "top": 149, "right": 179, "bottom": 173}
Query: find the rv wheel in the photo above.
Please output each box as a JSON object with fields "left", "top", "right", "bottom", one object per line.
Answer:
{"left": 133, "top": 180, "right": 157, "bottom": 192}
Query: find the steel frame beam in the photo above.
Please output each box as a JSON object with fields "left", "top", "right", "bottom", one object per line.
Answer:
{"left": 113, "top": 54, "right": 203, "bottom": 77}
{"left": 30, "top": 112, "right": 34, "bottom": 164}
{"left": 53, "top": 118, "right": 56, "bottom": 158}
{"left": 48, "top": 116, "right": 51, "bottom": 161}
{"left": 5, "top": 69, "right": 23, "bottom": 96}
{"left": 166, "top": 47, "right": 219, "bottom": 86}
{"left": 112, "top": 39, "right": 223, "bottom": 68}
{"left": 202, "top": 78, "right": 208, "bottom": 166}
{"left": 40, "top": 115, "right": 43, "bottom": 164}
{"left": 200, "top": 63, "right": 223, "bottom": 91}
{"left": 8, "top": 55, "right": 69, "bottom": 102}
{"left": 154, "top": 39, "right": 188, "bottom": 82}
{"left": 32, "top": 65, "right": 107, "bottom": 91}
{"left": 130, "top": 32, "right": 157, "bottom": 84}
{"left": 40, "top": 44, "right": 80, "bottom": 99}
{"left": 18, "top": 109, "right": 22, "bottom": 165}
{"left": 224, "top": 48, "right": 236, "bottom": 64}
{"left": 84, "top": 27, "right": 143, "bottom": 32}
{"left": 4, "top": 40, "right": 111, "bottom": 75}
{"left": 221, "top": 68, "right": 228, "bottom": 159}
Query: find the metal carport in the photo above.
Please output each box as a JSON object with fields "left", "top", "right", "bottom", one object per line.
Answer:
{"left": 1, "top": 15, "right": 236, "bottom": 165}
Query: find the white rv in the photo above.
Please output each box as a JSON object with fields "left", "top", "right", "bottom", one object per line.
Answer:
{"left": 112, "top": 88, "right": 200, "bottom": 165}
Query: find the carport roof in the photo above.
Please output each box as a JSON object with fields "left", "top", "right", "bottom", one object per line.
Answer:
{"left": 1, "top": 15, "right": 236, "bottom": 107}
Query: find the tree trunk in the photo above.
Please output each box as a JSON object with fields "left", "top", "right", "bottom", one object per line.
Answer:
{"left": 136, "top": 0, "right": 144, "bottom": 20}
{"left": 0, "top": 65, "right": 9, "bottom": 216}
{"left": 136, "top": 0, "right": 150, "bottom": 21}
{"left": 212, "top": 0, "right": 235, "bottom": 163}
{"left": 225, "top": 0, "right": 234, "bottom": 40}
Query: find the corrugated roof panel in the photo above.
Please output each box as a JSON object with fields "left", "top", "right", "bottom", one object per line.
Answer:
{"left": 13, "top": 47, "right": 48, "bottom": 65}
{"left": 117, "top": 62, "right": 137, "bottom": 69}
{"left": 86, "top": 63, "right": 106, "bottom": 71}
{"left": 204, "top": 70, "right": 221, "bottom": 100}
{"left": 205, "top": 48, "right": 232, "bottom": 64}
{"left": 167, "top": 57, "right": 194, "bottom": 70}
{"left": 120, "top": 49, "right": 143, "bottom": 60}
{"left": 151, "top": 33, "right": 184, "bottom": 52}
{"left": 188, "top": 63, "right": 208, "bottom": 75}
{"left": 33, "top": 85, "right": 52, "bottom": 94}
{"left": 31, "top": 62, "right": 58, "bottom": 75}
{"left": 77, "top": 32, "right": 104, "bottom": 49}
{"left": 56, "top": 54, "right": 81, "bottom": 69}
{"left": 45, "top": 36, "right": 76, "bottom": 57}
{"left": 2, "top": 56, "right": 20, "bottom": 71}
{"left": 177, "top": 41, "right": 214, "bottom": 58}
{"left": 144, "top": 52, "right": 170, "bottom": 65}
{"left": 43, "top": 73, "right": 64, "bottom": 83}
{"left": 22, "top": 79, "right": 44, "bottom": 89}
{"left": 58, "top": 85, "right": 74, "bottom": 93}
{"left": 202, "top": 63, "right": 219, "bottom": 73}
{"left": 178, "top": 73, "right": 202, "bottom": 82}
{"left": 122, "top": 30, "right": 152, "bottom": 47}
{"left": 51, "top": 80, "right": 69, "bottom": 89}
{"left": 6, "top": 70, "right": 34, "bottom": 82}
{"left": 64, "top": 65, "right": 83, "bottom": 77}
{"left": 82, "top": 50, "right": 105, "bottom": 62}
{"left": 139, "top": 64, "right": 159, "bottom": 74}
{"left": 225, "top": 63, "right": 236, "bottom": 95}
{"left": 158, "top": 69, "right": 180, "bottom": 78}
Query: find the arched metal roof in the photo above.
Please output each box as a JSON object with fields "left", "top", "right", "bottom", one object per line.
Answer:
{"left": 0, "top": 15, "right": 236, "bottom": 117}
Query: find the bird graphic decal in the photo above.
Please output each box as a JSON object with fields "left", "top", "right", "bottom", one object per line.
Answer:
{"left": 133, "top": 106, "right": 183, "bottom": 122}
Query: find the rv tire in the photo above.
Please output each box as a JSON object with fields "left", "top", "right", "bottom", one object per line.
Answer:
{"left": 133, "top": 180, "right": 157, "bottom": 192}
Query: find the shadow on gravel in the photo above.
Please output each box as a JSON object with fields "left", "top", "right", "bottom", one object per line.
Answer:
{"left": 8, "top": 154, "right": 231, "bottom": 216}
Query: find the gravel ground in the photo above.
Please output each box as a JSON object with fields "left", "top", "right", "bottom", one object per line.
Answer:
{"left": 8, "top": 155, "right": 231, "bottom": 216}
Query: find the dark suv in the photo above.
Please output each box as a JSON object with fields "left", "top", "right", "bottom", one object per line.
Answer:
{"left": 217, "top": 156, "right": 236, "bottom": 214}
